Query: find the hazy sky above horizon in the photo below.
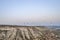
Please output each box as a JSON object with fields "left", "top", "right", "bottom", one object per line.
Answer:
{"left": 0, "top": 0, "right": 60, "bottom": 26}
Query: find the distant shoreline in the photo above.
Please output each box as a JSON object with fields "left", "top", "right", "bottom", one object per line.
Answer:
{"left": 0, "top": 24, "right": 46, "bottom": 27}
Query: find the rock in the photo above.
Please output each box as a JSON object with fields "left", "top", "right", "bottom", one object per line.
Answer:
{"left": 0, "top": 25, "right": 58, "bottom": 40}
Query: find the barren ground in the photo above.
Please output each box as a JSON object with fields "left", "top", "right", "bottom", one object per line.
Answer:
{"left": 0, "top": 25, "right": 59, "bottom": 40}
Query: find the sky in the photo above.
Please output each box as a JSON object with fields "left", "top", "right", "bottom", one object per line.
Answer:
{"left": 0, "top": 0, "right": 60, "bottom": 26}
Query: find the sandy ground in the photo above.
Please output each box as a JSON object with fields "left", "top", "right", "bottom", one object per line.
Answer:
{"left": 0, "top": 25, "right": 59, "bottom": 40}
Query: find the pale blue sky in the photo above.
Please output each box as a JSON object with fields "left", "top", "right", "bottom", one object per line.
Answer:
{"left": 0, "top": 0, "right": 60, "bottom": 26}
